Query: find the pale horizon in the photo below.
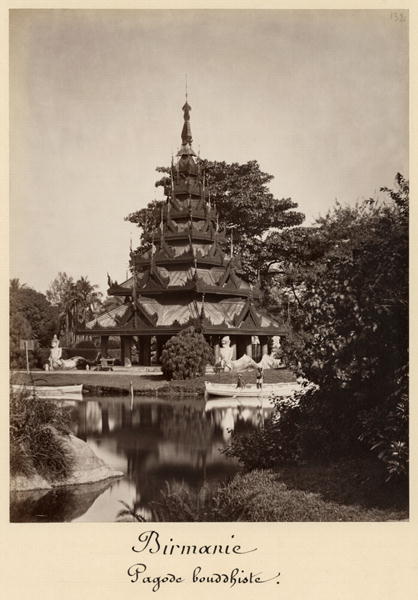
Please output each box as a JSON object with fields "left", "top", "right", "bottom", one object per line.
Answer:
{"left": 10, "top": 9, "right": 409, "bottom": 295}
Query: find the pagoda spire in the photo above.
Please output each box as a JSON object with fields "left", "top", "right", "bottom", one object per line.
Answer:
{"left": 178, "top": 97, "right": 196, "bottom": 157}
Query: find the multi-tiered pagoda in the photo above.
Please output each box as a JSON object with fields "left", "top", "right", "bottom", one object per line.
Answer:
{"left": 80, "top": 101, "right": 286, "bottom": 365}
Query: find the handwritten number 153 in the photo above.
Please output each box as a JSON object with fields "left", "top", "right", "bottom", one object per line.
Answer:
{"left": 391, "top": 12, "right": 407, "bottom": 23}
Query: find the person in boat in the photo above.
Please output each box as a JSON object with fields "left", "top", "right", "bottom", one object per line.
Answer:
{"left": 236, "top": 373, "right": 244, "bottom": 388}
{"left": 256, "top": 366, "right": 264, "bottom": 389}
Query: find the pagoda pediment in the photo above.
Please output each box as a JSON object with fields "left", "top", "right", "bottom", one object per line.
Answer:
{"left": 137, "top": 266, "right": 169, "bottom": 290}
{"left": 133, "top": 296, "right": 159, "bottom": 327}
{"left": 233, "top": 298, "right": 262, "bottom": 329}
{"left": 218, "top": 261, "right": 246, "bottom": 290}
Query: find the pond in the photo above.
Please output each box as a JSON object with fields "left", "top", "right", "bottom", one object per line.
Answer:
{"left": 10, "top": 395, "right": 273, "bottom": 522}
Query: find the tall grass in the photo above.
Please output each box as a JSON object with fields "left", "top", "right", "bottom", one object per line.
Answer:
{"left": 10, "top": 388, "right": 74, "bottom": 482}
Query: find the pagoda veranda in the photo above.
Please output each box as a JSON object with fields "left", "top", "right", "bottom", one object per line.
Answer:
{"left": 79, "top": 102, "right": 288, "bottom": 367}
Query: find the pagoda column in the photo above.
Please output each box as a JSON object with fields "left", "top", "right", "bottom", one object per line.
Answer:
{"left": 213, "top": 336, "right": 220, "bottom": 364}
{"left": 121, "top": 336, "right": 133, "bottom": 366}
{"left": 139, "top": 336, "right": 151, "bottom": 366}
{"left": 245, "top": 336, "right": 253, "bottom": 358}
{"left": 259, "top": 335, "right": 269, "bottom": 356}
{"left": 236, "top": 336, "right": 246, "bottom": 359}
{"left": 141, "top": 335, "right": 151, "bottom": 367}
{"left": 230, "top": 336, "right": 237, "bottom": 361}
{"left": 100, "top": 335, "right": 109, "bottom": 357}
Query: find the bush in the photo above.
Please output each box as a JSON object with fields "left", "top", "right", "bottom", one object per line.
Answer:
{"left": 150, "top": 479, "right": 260, "bottom": 522}
{"left": 10, "top": 389, "right": 74, "bottom": 481}
{"left": 225, "top": 385, "right": 315, "bottom": 470}
{"left": 358, "top": 366, "right": 408, "bottom": 481}
{"left": 160, "top": 326, "right": 214, "bottom": 380}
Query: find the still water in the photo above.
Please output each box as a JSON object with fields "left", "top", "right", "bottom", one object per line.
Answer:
{"left": 10, "top": 395, "right": 272, "bottom": 522}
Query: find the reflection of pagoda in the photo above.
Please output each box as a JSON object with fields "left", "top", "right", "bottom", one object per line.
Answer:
{"left": 80, "top": 101, "right": 286, "bottom": 365}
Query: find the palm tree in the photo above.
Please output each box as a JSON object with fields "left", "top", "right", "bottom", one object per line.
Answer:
{"left": 73, "top": 276, "right": 103, "bottom": 321}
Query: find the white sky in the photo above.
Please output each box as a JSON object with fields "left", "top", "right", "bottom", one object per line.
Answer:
{"left": 10, "top": 9, "right": 408, "bottom": 295}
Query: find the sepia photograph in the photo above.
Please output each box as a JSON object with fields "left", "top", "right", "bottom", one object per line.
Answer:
{"left": 9, "top": 8, "right": 408, "bottom": 524}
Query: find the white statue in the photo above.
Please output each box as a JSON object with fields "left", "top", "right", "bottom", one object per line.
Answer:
{"left": 217, "top": 335, "right": 259, "bottom": 372}
{"left": 49, "top": 335, "right": 63, "bottom": 370}
{"left": 219, "top": 336, "right": 233, "bottom": 371}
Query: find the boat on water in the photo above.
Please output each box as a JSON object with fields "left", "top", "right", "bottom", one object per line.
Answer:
{"left": 11, "top": 384, "right": 83, "bottom": 400}
{"left": 204, "top": 381, "right": 300, "bottom": 398}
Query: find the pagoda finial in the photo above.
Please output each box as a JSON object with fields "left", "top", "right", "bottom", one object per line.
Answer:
{"left": 181, "top": 99, "right": 193, "bottom": 146}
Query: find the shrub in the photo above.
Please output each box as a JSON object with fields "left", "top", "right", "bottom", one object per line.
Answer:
{"left": 10, "top": 389, "right": 74, "bottom": 481}
{"left": 358, "top": 367, "right": 408, "bottom": 481}
{"left": 160, "top": 326, "right": 214, "bottom": 380}
{"left": 150, "top": 479, "right": 260, "bottom": 522}
{"left": 224, "top": 385, "right": 311, "bottom": 470}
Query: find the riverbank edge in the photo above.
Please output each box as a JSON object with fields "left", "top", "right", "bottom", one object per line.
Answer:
{"left": 11, "top": 368, "right": 297, "bottom": 398}
{"left": 10, "top": 433, "right": 124, "bottom": 492}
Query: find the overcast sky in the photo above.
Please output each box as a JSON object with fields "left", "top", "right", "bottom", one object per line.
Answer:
{"left": 10, "top": 9, "right": 408, "bottom": 295}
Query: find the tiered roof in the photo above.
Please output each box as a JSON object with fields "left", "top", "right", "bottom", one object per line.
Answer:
{"left": 83, "top": 101, "right": 286, "bottom": 337}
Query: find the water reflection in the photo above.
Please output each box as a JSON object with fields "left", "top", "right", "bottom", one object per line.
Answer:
{"left": 10, "top": 396, "right": 272, "bottom": 522}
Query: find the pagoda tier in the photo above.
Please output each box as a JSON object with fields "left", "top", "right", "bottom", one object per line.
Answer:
{"left": 79, "top": 101, "right": 287, "bottom": 365}
{"left": 115, "top": 101, "right": 255, "bottom": 300}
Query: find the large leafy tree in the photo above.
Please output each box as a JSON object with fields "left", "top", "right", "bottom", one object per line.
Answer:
{"left": 280, "top": 174, "right": 409, "bottom": 477}
{"left": 227, "top": 174, "right": 408, "bottom": 482}
{"left": 125, "top": 160, "right": 305, "bottom": 281}
{"left": 10, "top": 279, "right": 59, "bottom": 368}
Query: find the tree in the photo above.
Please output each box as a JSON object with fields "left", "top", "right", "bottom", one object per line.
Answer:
{"left": 46, "top": 273, "right": 103, "bottom": 344}
{"left": 280, "top": 174, "right": 409, "bottom": 478}
{"left": 227, "top": 174, "right": 409, "bottom": 482}
{"left": 125, "top": 160, "right": 305, "bottom": 281}
{"left": 10, "top": 280, "right": 59, "bottom": 368}
{"left": 100, "top": 295, "right": 124, "bottom": 314}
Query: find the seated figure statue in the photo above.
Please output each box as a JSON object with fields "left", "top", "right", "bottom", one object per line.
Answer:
{"left": 47, "top": 335, "right": 87, "bottom": 370}
{"left": 49, "top": 335, "right": 63, "bottom": 370}
{"left": 219, "top": 336, "right": 233, "bottom": 371}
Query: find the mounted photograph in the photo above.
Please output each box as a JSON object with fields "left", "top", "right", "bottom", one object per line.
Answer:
{"left": 9, "top": 9, "right": 409, "bottom": 522}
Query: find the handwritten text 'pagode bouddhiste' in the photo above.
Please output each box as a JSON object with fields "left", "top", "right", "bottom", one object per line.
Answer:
{"left": 127, "top": 530, "right": 281, "bottom": 592}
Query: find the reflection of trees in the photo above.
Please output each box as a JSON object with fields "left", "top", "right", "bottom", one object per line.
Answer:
{"left": 161, "top": 406, "right": 214, "bottom": 451}
{"left": 65, "top": 398, "right": 271, "bottom": 522}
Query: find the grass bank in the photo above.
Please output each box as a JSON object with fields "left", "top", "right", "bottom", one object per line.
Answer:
{"left": 151, "top": 466, "right": 408, "bottom": 522}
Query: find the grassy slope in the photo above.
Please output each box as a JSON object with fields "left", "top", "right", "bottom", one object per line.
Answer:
{"left": 221, "top": 469, "right": 408, "bottom": 521}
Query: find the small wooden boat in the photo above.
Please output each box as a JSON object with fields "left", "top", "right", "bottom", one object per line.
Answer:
{"left": 204, "top": 381, "right": 300, "bottom": 398}
{"left": 11, "top": 384, "right": 83, "bottom": 400}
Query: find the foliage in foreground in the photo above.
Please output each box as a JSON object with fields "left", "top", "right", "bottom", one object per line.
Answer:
{"left": 160, "top": 327, "right": 214, "bottom": 380}
{"left": 227, "top": 175, "right": 409, "bottom": 483}
{"left": 10, "top": 390, "right": 74, "bottom": 482}
{"left": 148, "top": 470, "right": 406, "bottom": 522}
